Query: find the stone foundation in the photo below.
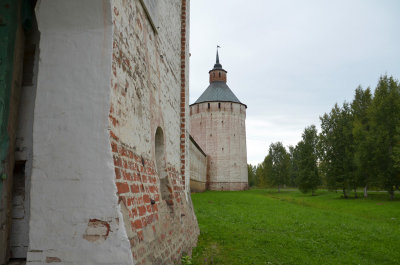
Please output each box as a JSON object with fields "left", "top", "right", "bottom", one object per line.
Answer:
{"left": 190, "top": 180, "right": 207, "bottom": 193}
{"left": 208, "top": 182, "right": 248, "bottom": 191}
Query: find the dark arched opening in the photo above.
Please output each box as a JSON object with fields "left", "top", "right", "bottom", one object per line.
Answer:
{"left": 155, "top": 127, "right": 172, "bottom": 204}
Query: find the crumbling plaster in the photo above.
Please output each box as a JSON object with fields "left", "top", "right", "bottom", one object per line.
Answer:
{"left": 28, "top": 1, "right": 133, "bottom": 264}
{"left": 109, "top": 0, "right": 198, "bottom": 263}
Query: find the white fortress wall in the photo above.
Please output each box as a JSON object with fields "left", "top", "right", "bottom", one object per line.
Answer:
{"left": 28, "top": 1, "right": 133, "bottom": 264}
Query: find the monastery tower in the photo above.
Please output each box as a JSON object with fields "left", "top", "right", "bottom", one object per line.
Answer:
{"left": 190, "top": 50, "right": 248, "bottom": 191}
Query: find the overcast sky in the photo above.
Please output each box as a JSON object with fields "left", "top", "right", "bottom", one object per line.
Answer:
{"left": 189, "top": 0, "right": 400, "bottom": 165}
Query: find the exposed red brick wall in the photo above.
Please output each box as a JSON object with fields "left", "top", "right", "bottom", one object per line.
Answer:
{"left": 110, "top": 132, "right": 195, "bottom": 263}
{"left": 209, "top": 69, "right": 227, "bottom": 83}
{"left": 109, "top": 0, "right": 198, "bottom": 264}
{"left": 180, "top": 0, "right": 187, "bottom": 185}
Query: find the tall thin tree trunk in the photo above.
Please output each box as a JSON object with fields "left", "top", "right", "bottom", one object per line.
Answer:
{"left": 343, "top": 188, "right": 348, "bottom": 198}
{"left": 363, "top": 184, "right": 368, "bottom": 198}
{"left": 278, "top": 185, "right": 280, "bottom": 193}
{"left": 354, "top": 186, "right": 358, "bottom": 198}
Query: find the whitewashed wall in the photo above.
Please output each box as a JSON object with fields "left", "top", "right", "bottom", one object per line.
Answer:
{"left": 28, "top": 1, "right": 133, "bottom": 264}
{"left": 190, "top": 102, "right": 248, "bottom": 190}
{"left": 189, "top": 137, "right": 207, "bottom": 192}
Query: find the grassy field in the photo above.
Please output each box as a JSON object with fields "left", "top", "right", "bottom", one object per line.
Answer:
{"left": 190, "top": 189, "right": 400, "bottom": 265}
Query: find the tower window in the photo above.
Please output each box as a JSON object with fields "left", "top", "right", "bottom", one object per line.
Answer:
{"left": 218, "top": 102, "right": 221, "bottom": 109}
{"left": 219, "top": 72, "right": 221, "bottom": 77}
{"left": 208, "top": 103, "right": 210, "bottom": 109}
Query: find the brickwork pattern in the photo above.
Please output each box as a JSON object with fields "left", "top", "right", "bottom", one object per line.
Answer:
{"left": 110, "top": 133, "right": 196, "bottom": 263}
{"left": 180, "top": 0, "right": 187, "bottom": 185}
{"left": 110, "top": 0, "right": 198, "bottom": 263}
{"left": 209, "top": 69, "right": 227, "bottom": 83}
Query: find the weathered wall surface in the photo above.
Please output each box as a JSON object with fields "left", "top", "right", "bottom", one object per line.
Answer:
{"left": 110, "top": 0, "right": 198, "bottom": 264}
{"left": 28, "top": 1, "right": 133, "bottom": 264}
{"left": 190, "top": 102, "right": 248, "bottom": 191}
{"left": 1, "top": 0, "right": 198, "bottom": 264}
{"left": 189, "top": 137, "right": 207, "bottom": 192}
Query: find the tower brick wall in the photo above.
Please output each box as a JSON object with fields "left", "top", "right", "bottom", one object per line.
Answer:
{"left": 209, "top": 70, "right": 227, "bottom": 83}
{"left": 190, "top": 101, "right": 248, "bottom": 191}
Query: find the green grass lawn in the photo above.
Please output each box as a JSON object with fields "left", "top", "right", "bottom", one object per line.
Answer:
{"left": 191, "top": 189, "right": 400, "bottom": 265}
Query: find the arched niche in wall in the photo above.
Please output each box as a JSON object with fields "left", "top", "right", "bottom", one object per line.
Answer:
{"left": 155, "top": 127, "right": 173, "bottom": 204}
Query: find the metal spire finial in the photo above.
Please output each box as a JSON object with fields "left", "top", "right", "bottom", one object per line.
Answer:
{"left": 212, "top": 45, "right": 223, "bottom": 70}
{"left": 216, "top": 45, "right": 221, "bottom": 64}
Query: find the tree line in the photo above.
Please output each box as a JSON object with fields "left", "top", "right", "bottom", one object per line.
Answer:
{"left": 248, "top": 75, "right": 400, "bottom": 199}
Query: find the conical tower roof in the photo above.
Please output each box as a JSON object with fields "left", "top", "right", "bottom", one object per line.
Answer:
{"left": 194, "top": 82, "right": 241, "bottom": 104}
{"left": 192, "top": 50, "right": 245, "bottom": 106}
